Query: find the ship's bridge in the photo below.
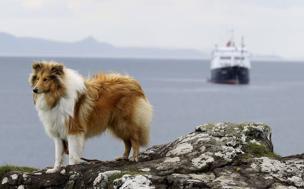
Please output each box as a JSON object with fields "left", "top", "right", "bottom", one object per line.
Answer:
{"left": 211, "top": 47, "right": 250, "bottom": 69}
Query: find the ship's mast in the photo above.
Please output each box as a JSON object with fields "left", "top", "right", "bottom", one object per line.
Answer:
{"left": 241, "top": 36, "right": 245, "bottom": 49}
{"left": 230, "top": 29, "right": 235, "bottom": 47}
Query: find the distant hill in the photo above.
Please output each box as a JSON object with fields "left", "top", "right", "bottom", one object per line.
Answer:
{"left": 0, "top": 32, "right": 207, "bottom": 59}
{"left": 0, "top": 32, "right": 285, "bottom": 61}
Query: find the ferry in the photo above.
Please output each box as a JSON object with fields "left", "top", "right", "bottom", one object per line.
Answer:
{"left": 210, "top": 37, "right": 250, "bottom": 84}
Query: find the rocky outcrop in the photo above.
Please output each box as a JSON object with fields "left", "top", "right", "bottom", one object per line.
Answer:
{"left": 1, "top": 122, "right": 304, "bottom": 189}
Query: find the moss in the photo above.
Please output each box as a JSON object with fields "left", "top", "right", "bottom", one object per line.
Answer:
{"left": 107, "top": 170, "right": 143, "bottom": 189}
{"left": 243, "top": 143, "right": 280, "bottom": 159}
{"left": 199, "top": 123, "right": 215, "bottom": 131}
{"left": 108, "top": 172, "right": 125, "bottom": 183}
{"left": 0, "top": 165, "right": 37, "bottom": 180}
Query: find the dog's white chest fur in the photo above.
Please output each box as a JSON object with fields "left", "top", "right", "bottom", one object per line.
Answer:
{"left": 35, "top": 68, "right": 86, "bottom": 139}
{"left": 36, "top": 95, "right": 69, "bottom": 139}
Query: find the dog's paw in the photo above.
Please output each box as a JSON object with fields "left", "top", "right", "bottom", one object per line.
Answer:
{"left": 46, "top": 167, "right": 59, "bottom": 174}
{"left": 129, "top": 156, "right": 139, "bottom": 162}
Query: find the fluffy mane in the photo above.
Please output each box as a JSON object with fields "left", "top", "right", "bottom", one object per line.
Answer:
{"left": 60, "top": 68, "right": 86, "bottom": 117}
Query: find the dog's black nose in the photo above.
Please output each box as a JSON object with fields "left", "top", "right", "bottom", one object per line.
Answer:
{"left": 33, "top": 88, "right": 38, "bottom": 93}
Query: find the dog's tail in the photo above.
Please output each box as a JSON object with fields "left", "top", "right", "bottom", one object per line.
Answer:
{"left": 133, "top": 97, "right": 153, "bottom": 146}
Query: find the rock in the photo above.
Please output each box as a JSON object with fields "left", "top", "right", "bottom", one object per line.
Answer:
{"left": 113, "top": 175, "right": 153, "bottom": 189}
{"left": 1, "top": 122, "right": 303, "bottom": 189}
{"left": 1, "top": 177, "right": 8, "bottom": 185}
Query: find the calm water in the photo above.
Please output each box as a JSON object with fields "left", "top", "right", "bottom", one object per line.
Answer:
{"left": 0, "top": 57, "right": 304, "bottom": 168}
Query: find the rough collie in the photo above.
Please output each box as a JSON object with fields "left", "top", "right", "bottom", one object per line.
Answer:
{"left": 29, "top": 61, "right": 153, "bottom": 173}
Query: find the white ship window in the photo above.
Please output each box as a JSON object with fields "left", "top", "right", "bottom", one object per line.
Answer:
{"left": 234, "top": 57, "right": 245, "bottom": 60}
{"left": 220, "top": 56, "right": 231, "bottom": 60}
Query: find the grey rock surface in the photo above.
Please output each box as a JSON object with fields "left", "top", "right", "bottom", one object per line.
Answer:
{"left": 1, "top": 122, "right": 304, "bottom": 189}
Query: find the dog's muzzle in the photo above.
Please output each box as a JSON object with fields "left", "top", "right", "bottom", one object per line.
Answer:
{"left": 33, "top": 88, "right": 39, "bottom": 93}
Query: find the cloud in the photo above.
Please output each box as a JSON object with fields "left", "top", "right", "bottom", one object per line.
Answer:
{"left": 22, "top": 0, "right": 47, "bottom": 10}
{"left": 0, "top": 0, "right": 304, "bottom": 58}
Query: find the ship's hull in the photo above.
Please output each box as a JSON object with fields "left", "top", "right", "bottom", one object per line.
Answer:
{"left": 210, "top": 66, "right": 250, "bottom": 84}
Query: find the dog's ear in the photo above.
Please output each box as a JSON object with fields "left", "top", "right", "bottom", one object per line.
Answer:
{"left": 51, "top": 64, "right": 64, "bottom": 75}
{"left": 32, "top": 62, "right": 43, "bottom": 71}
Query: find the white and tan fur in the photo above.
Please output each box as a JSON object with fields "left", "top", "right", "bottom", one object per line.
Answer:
{"left": 29, "top": 61, "right": 152, "bottom": 173}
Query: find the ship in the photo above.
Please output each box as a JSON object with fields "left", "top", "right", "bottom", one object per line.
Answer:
{"left": 210, "top": 37, "right": 250, "bottom": 84}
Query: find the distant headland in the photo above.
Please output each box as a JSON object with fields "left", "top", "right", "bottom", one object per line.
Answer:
{"left": 0, "top": 32, "right": 283, "bottom": 61}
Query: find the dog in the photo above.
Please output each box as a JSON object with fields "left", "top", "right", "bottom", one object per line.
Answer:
{"left": 29, "top": 61, "right": 153, "bottom": 173}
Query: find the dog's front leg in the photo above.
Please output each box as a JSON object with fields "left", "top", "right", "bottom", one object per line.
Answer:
{"left": 68, "top": 133, "right": 85, "bottom": 165}
{"left": 46, "top": 137, "right": 64, "bottom": 173}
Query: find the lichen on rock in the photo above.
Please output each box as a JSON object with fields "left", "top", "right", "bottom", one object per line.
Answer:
{"left": 1, "top": 122, "right": 303, "bottom": 189}
{"left": 113, "top": 174, "right": 154, "bottom": 189}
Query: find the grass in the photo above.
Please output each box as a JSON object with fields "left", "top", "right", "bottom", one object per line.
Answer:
{"left": 0, "top": 165, "right": 37, "bottom": 180}
{"left": 243, "top": 143, "right": 280, "bottom": 159}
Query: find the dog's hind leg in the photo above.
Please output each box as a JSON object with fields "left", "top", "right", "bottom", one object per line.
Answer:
{"left": 130, "top": 139, "right": 140, "bottom": 162}
{"left": 122, "top": 140, "right": 132, "bottom": 159}
{"left": 116, "top": 139, "right": 131, "bottom": 161}
{"left": 68, "top": 133, "right": 86, "bottom": 165}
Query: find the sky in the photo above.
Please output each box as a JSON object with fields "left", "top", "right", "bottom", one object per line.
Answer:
{"left": 0, "top": 0, "right": 304, "bottom": 59}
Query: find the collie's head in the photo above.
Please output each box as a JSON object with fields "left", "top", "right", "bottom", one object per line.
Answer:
{"left": 29, "top": 61, "right": 66, "bottom": 95}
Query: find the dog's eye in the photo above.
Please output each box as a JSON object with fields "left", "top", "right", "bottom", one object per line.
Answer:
{"left": 43, "top": 78, "right": 48, "bottom": 82}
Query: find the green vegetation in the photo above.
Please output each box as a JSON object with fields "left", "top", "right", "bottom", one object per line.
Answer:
{"left": 108, "top": 170, "right": 143, "bottom": 189}
{"left": 108, "top": 172, "right": 125, "bottom": 183}
{"left": 243, "top": 143, "right": 280, "bottom": 159}
{"left": 0, "top": 165, "right": 37, "bottom": 179}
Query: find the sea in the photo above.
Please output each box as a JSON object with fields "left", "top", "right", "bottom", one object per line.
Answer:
{"left": 0, "top": 57, "right": 303, "bottom": 168}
